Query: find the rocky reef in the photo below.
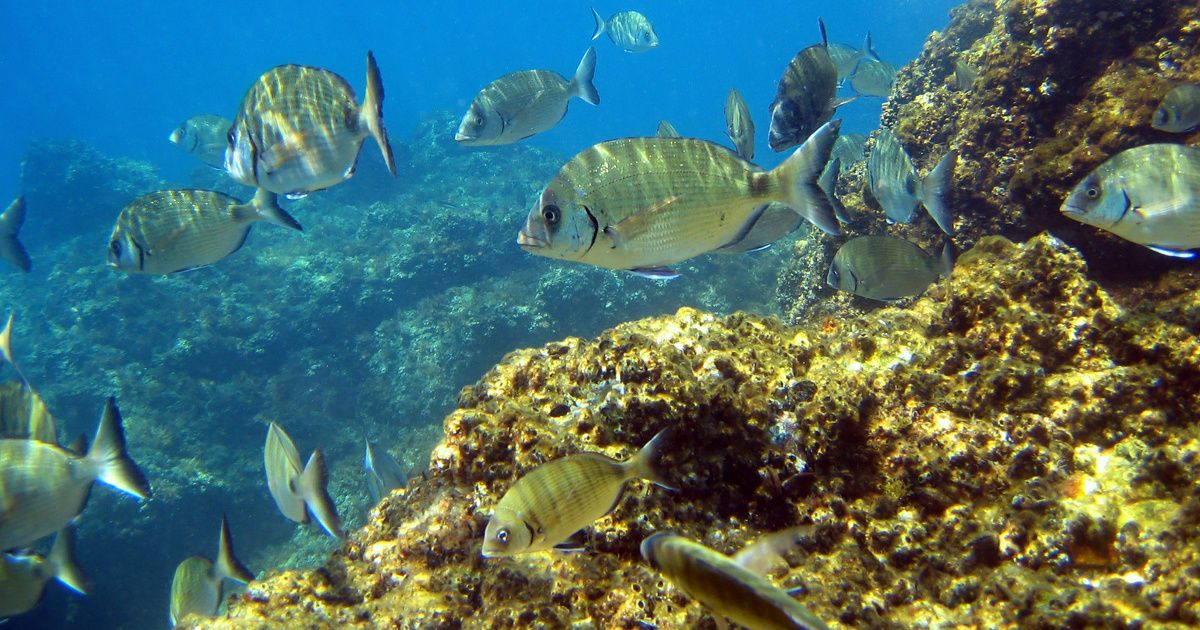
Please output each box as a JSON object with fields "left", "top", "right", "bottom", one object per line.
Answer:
{"left": 185, "top": 233, "right": 1200, "bottom": 628}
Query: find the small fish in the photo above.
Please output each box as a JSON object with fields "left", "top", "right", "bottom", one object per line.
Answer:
{"left": 590, "top": 8, "right": 659, "bottom": 53}
{"left": 106, "top": 188, "right": 302, "bottom": 275}
{"left": 831, "top": 133, "right": 867, "bottom": 171}
{"left": 0, "top": 527, "right": 88, "bottom": 618}
{"left": 482, "top": 430, "right": 671, "bottom": 557}
{"left": 953, "top": 60, "right": 979, "bottom": 92}
{"left": 641, "top": 531, "right": 829, "bottom": 630}
{"left": 0, "top": 397, "right": 150, "bottom": 552}
{"left": 226, "top": 51, "right": 396, "bottom": 197}
{"left": 867, "top": 128, "right": 957, "bottom": 234}
{"left": 1061, "top": 143, "right": 1200, "bottom": 257}
{"left": 1151, "top": 84, "right": 1200, "bottom": 134}
{"left": 656, "top": 120, "right": 680, "bottom": 138}
{"left": 518, "top": 121, "right": 843, "bottom": 278}
{"left": 168, "top": 115, "right": 233, "bottom": 169}
{"left": 0, "top": 198, "right": 31, "bottom": 273}
{"left": 168, "top": 515, "right": 254, "bottom": 627}
{"left": 827, "top": 236, "right": 953, "bottom": 301}
{"left": 768, "top": 45, "right": 844, "bottom": 152}
{"left": 263, "top": 422, "right": 342, "bottom": 538}
{"left": 818, "top": 18, "right": 877, "bottom": 86}
{"left": 724, "top": 88, "right": 755, "bottom": 161}
{"left": 0, "top": 382, "right": 56, "bottom": 445}
{"left": 850, "top": 57, "right": 896, "bottom": 98}
{"left": 456, "top": 48, "right": 600, "bottom": 146}
{"left": 364, "top": 439, "right": 407, "bottom": 504}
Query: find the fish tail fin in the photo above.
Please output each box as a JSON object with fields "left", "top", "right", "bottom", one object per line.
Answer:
{"left": 938, "top": 241, "right": 955, "bottom": 277}
{"left": 361, "top": 50, "right": 397, "bottom": 177}
{"left": 87, "top": 397, "right": 151, "bottom": 500}
{"left": 242, "top": 188, "right": 303, "bottom": 231}
{"left": 865, "top": 32, "right": 880, "bottom": 60}
{"left": 771, "top": 119, "right": 842, "bottom": 235}
{"left": 300, "top": 449, "right": 344, "bottom": 539}
{"left": 919, "top": 149, "right": 958, "bottom": 235}
{"left": 0, "top": 311, "right": 28, "bottom": 386}
{"left": 628, "top": 428, "right": 676, "bottom": 490}
{"left": 590, "top": 7, "right": 606, "bottom": 40}
{"left": 570, "top": 47, "right": 600, "bottom": 106}
{"left": 216, "top": 514, "right": 255, "bottom": 584}
{"left": 0, "top": 196, "right": 32, "bottom": 273}
{"left": 48, "top": 526, "right": 90, "bottom": 595}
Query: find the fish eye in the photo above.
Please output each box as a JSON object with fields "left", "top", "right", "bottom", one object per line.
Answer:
{"left": 226, "top": 129, "right": 235, "bottom": 145}
{"left": 542, "top": 204, "right": 561, "bottom": 224}
{"left": 496, "top": 528, "right": 509, "bottom": 545}
{"left": 1085, "top": 187, "right": 1099, "bottom": 200}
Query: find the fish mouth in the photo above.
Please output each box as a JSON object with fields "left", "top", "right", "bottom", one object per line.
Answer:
{"left": 1060, "top": 203, "right": 1084, "bottom": 217}
{"left": 517, "top": 230, "right": 549, "bottom": 249}
{"left": 454, "top": 131, "right": 474, "bottom": 143}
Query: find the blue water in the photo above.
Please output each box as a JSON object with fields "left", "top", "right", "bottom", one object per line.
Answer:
{"left": 0, "top": 1, "right": 960, "bottom": 628}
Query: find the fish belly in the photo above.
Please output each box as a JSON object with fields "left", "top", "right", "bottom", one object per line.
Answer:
{"left": 254, "top": 122, "right": 366, "bottom": 195}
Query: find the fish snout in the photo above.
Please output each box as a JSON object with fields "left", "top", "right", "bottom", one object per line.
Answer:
{"left": 517, "top": 229, "right": 549, "bottom": 250}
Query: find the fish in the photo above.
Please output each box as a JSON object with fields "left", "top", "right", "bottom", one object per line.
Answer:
{"left": 867, "top": 128, "right": 957, "bottom": 234}
{"left": 0, "top": 527, "right": 88, "bottom": 618}
{"left": 590, "top": 8, "right": 659, "bottom": 53}
{"left": 640, "top": 531, "right": 829, "bottom": 630}
{"left": 518, "top": 120, "right": 843, "bottom": 278}
{"left": 263, "top": 422, "right": 342, "bottom": 538}
{"left": 0, "top": 382, "right": 56, "bottom": 445}
{"left": 364, "top": 439, "right": 407, "bottom": 504}
{"left": 830, "top": 133, "right": 867, "bottom": 172}
{"left": 168, "top": 515, "right": 254, "bottom": 627}
{"left": 226, "top": 51, "right": 396, "bottom": 197}
{"left": 482, "top": 429, "right": 671, "bottom": 557}
{"left": 168, "top": 115, "right": 233, "bottom": 169}
{"left": 656, "top": 120, "right": 680, "bottom": 138}
{"left": 106, "top": 188, "right": 302, "bottom": 275}
{"left": 724, "top": 88, "right": 755, "bottom": 161}
{"left": 1061, "top": 143, "right": 1200, "bottom": 257}
{"left": 0, "top": 397, "right": 150, "bottom": 552}
{"left": 827, "top": 236, "right": 953, "bottom": 301}
{"left": 0, "top": 312, "right": 28, "bottom": 387}
{"left": 819, "top": 158, "right": 850, "bottom": 224}
{"left": 0, "top": 198, "right": 31, "bottom": 273}
{"left": 768, "top": 45, "right": 844, "bottom": 152}
{"left": 1151, "top": 84, "right": 1200, "bottom": 134}
{"left": 818, "top": 17, "right": 877, "bottom": 86}
{"left": 850, "top": 57, "right": 897, "bottom": 98}
{"left": 953, "top": 60, "right": 979, "bottom": 92}
{"left": 455, "top": 48, "right": 600, "bottom": 147}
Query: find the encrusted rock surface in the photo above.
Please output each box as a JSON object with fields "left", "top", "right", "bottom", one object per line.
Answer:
{"left": 187, "top": 234, "right": 1200, "bottom": 628}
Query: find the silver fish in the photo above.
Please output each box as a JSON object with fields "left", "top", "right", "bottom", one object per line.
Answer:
{"left": 867, "top": 128, "right": 957, "bottom": 234}
{"left": 226, "top": 51, "right": 396, "bottom": 197}
{"left": 168, "top": 115, "right": 233, "bottom": 169}
{"left": 590, "top": 8, "right": 659, "bottom": 53}
{"left": 831, "top": 133, "right": 867, "bottom": 172}
{"left": 1061, "top": 143, "right": 1200, "bottom": 257}
{"left": 827, "top": 236, "right": 953, "bottom": 301}
{"left": 107, "top": 188, "right": 302, "bottom": 275}
{"left": 455, "top": 48, "right": 600, "bottom": 146}
{"left": 819, "top": 158, "right": 850, "bottom": 224}
{"left": 850, "top": 57, "right": 896, "bottom": 98}
{"left": 263, "top": 422, "right": 342, "bottom": 538}
{"left": 818, "top": 17, "right": 877, "bottom": 86}
{"left": 656, "top": 120, "right": 680, "bottom": 138}
{"left": 724, "top": 88, "right": 755, "bottom": 161}
{"left": 0, "top": 397, "right": 150, "bottom": 552}
{"left": 1151, "top": 84, "right": 1200, "bottom": 134}
{"left": 168, "top": 515, "right": 253, "bottom": 627}
{"left": 0, "top": 197, "right": 31, "bottom": 273}
{"left": 953, "top": 60, "right": 979, "bottom": 92}
{"left": 768, "top": 45, "right": 842, "bottom": 152}
{"left": 364, "top": 439, "right": 406, "bottom": 504}
{"left": 0, "top": 527, "right": 88, "bottom": 618}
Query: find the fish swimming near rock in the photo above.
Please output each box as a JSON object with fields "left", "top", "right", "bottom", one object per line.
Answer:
{"left": 1151, "top": 84, "right": 1200, "bottom": 134}
{"left": 818, "top": 17, "right": 877, "bottom": 86}
{"left": 867, "top": 128, "right": 957, "bottom": 234}
{"left": 0, "top": 397, "right": 150, "bottom": 552}
{"left": 168, "top": 515, "right": 254, "bottom": 627}
{"left": 850, "top": 57, "right": 896, "bottom": 98}
{"left": 263, "top": 422, "right": 342, "bottom": 538}
{"left": 168, "top": 115, "right": 233, "bottom": 169}
{"left": 640, "top": 531, "right": 829, "bottom": 630}
{"left": 364, "top": 439, "right": 407, "bottom": 504}
{"left": 1061, "top": 143, "right": 1200, "bottom": 257}
{"left": 518, "top": 120, "right": 843, "bottom": 278}
{"left": 656, "top": 120, "right": 680, "bottom": 138}
{"left": 590, "top": 8, "right": 659, "bottom": 53}
{"left": 0, "top": 197, "right": 31, "bottom": 273}
{"left": 768, "top": 44, "right": 843, "bottom": 152}
{"left": 225, "top": 51, "right": 396, "bottom": 197}
{"left": 455, "top": 48, "right": 600, "bottom": 146}
{"left": 953, "top": 59, "right": 979, "bottom": 92}
{"left": 724, "top": 87, "right": 755, "bottom": 161}
{"left": 482, "top": 429, "right": 672, "bottom": 557}
{"left": 0, "top": 527, "right": 88, "bottom": 618}
{"left": 827, "top": 235, "right": 953, "bottom": 301}
{"left": 106, "top": 188, "right": 302, "bottom": 275}
{"left": 831, "top": 133, "right": 867, "bottom": 172}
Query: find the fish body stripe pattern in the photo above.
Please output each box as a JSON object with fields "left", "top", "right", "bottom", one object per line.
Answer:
{"left": 498, "top": 452, "right": 629, "bottom": 551}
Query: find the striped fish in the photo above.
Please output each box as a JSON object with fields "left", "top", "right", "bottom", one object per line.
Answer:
{"left": 481, "top": 430, "right": 671, "bottom": 557}
{"left": 263, "top": 422, "right": 342, "bottom": 539}
{"left": 867, "top": 128, "right": 957, "bottom": 234}
{"left": 168, "top": 114, "right": 233, "bottom": 169}
{"left": 168, "top": 515, "right": 254, "bottom": 627}
{"left": 768, "top": 45, "right": 840, "bottom": 152}
{"left": 106, "top": 188, "right": 301, "bottom": 275}
{"left": 226, "top": 51, "right": 396, "bottom": 197}
{"left": 827, "top": 236, "right": 953, "bottom": 301}
{"left": 518, "top": 121, "right": 842, "bottom": 279}
{"left": 590, "top": 9, "right": 659, "bottom": 53}
{"left": 0, "top": 526, "right": 88, "bottom": 618}
{"left": 724, "top": 87, "right": 755, "bottom": 161}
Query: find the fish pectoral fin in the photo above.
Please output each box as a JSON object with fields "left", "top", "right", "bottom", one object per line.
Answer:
{"left": 147, "top": 225, "right": 192, "bottom": 256}
{"left": 628, "top": 266, "right": 680, "bottom": 280}
{"left": 553, "top": 531, "right": 588, "bottom": 553}
{"left": 603, "top": 195, "right": 683, "bottom": 248}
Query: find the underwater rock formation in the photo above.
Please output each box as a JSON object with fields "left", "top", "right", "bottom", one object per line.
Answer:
{"left": 187, "top": 233, "right": 1200, "bottom": 628}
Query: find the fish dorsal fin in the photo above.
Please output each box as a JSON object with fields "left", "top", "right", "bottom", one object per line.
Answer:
{"left": 603, "top": 195, "right": 683, "bottom": 248}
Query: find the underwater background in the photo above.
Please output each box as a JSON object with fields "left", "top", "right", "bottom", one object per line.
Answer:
{"left": 4, "top": 0, "right": 1200, "bottom": 628}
